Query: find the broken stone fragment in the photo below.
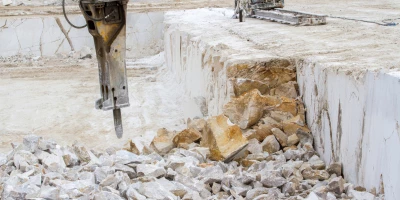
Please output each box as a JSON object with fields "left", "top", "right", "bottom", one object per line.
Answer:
{"left": 151, "top": 128, "right": 176, "bottom": 154}
{"left": 198, "top": 166, "right": 224, "bottom": 184}
{"left": 124, "top": 135, "right": 154, "bottom": 155}
{"left": 246, "top": 187, "right": 270, "bottom": 199}
{"left": 173, "top": 128, "right": 202, "bottom": 147}
{"left": 327, "top": 176, "right": 345, "bottom": 195}
{"left": 232, "top": 78, "right": 270, "bottom": 97}
{"left": 223, "top": 89, "right": 279, "bottom": 129}
{"left": 42, "top": 153, "right": 66, "bottom": 173}
{"left": 287, "top": 134, "right": 299, "bottom": 146}
{"left": 187, "top": 118, "right": 207, "bottom": 133}
{"left": 13, "top": 150, "right": 39, "bottom": 172}
{"left": 72, "top": 142, "right": 91, "bottom": 163}
{"left": 282, "top": 182, "right": 296, "bottom": 196}
{"left": 138, "top": 181, "right": 177, "bottom": 200}
{"left": 271, "top": 128, "right": 288, "bottom": 147}
{"left": 260, "top": 135, "right": 280, "bottom": 154}
{"left": 260, "top": 170, "right": 287, "bottom": 187}
{"left": 62, "top": 147, "right": 80, "bottom": 167}
{"left": 308, "top": 155, "right": 325, "bottom": 170}
{"left": 114, "top": 150, "right": 151, "bottom": 165}
{"left": 302, "top": 168, "right": 330, "bottom": 181}
{"left": 245, "top": 123, "right": 280, "bottom": 142}
{"left": 136, "top": 164, "right": 166, "bottom": 178}
{"left": 327, "top": 162, "right": 342, "bottom": 176}
{"left": 94, "top": 166, "right": 115, "bottom": 184}
{"left": 296, "top": 129, "right": 314, "bottom": 145}
{"left": 246, "top": 139, "right": 263, "bottom": 155}
{"left": 94, "top": 191, "right": 124, "bottom": 200}
{"left": 347, "top": 189, "right": 375, "bottom": 200}
{"left": 200, "top": 115, "right": 248, "bottom": 161}
{"left": 113, "top": 163, "right": 136, "bottom": 179}
{"left": 23, "top": 135, "right": 42, "bottom": 153}
{"left": 271, "top": 81, "right": 298, "bottom": 99}
{"left": 212, "top": 183, "right": 222, "bottom": 194}
{"left": 282, "top": 117, "right": 310, "bottom": 136}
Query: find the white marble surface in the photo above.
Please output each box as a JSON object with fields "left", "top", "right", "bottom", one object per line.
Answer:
{"left": 0, "top": 12, "right": 164, "bottom": 58}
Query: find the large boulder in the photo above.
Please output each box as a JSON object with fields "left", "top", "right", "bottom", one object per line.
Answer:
{"left": 200, "top": 115, "right": 248, "bottom": 161}
{"left": 223, "top": 89, "right": 279, "bottom": 129}
{"left": 173, "top": 128, "right": 202, "bottom": 147}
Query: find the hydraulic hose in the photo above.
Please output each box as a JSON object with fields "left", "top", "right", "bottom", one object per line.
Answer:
{"left": 62, "top": 0, "right": 87, "bottom": 29}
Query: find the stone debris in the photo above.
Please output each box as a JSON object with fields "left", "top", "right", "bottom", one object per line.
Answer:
{"left": 0, "top": 71, "right": 381, "bottom": 200}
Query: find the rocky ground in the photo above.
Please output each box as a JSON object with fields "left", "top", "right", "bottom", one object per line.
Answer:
{"left": 0, "top": 61, "right": 383, "bottom": 200}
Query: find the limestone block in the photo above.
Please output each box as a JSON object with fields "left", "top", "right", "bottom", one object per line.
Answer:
{"left": 200, "top": 115, "right": 248, "bottom": 161}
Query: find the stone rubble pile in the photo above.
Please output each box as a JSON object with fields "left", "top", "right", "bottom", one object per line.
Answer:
{"left": 0, "top": 61, "right": 382, "bottom": 199}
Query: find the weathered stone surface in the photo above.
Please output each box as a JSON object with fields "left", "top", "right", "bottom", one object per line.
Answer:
{"left": 126, "top": 184, "right": 146, "bottom": 200}
{"left": 72, "top": 142, "right": 91, "bottom": 163}
{"left": 114, "top": 150, "right": 150, "bottom": 165}
{"left": 232, "top": 78, "right": 270, "bottom": 97}
{"left": 260, "top": 170, "right": 287, "bottom": 187}
{"left": 271, "top": 128, "right": 288, "bottom": 147}
{"left": 173, "top": 128, "right": 202, "bottom": 147}
{"left": 138, "top": 181, "right": 177, "bottom": 199}
{"left": 282, "top": 182, "right": 296, "bottom": 196}
{"left": 94, "top": 191, "right": 124, "bottom": 200}
{"left": 23, "top": 135, "right": 41, "bottom": 153}
{"left": 296, "top": 129, "right": 314, "bottom": 145}
{"left": 13, "top": 150, "right": 38, "bottom": 171}
{"left": 271, "top": 81, "right": 298, "bottom": 99}
{"left": 348, "top": 190, "right": 375, "bottom": 200}
{"left": 260, "top": 135, "right": 280, "bottom": 154}
{"left": 42, "top": 153, "right": 66, "bottom": 172}
{"left": 94, "top": 166, "right": 115, "bottom": 184}
{"left": 246, "top": 187, "right": 269, "bottom": 199}
{"left": 287, "top": 134, "right": 299, "bottom": 146}
{"left": 136, "top": 164, "right": 166, "bottom": 178}
{"left": 327, "top": 177, "right": 345, "bottom": 195}
{"left": 327, "top": 162, "right": 342, "bottom": 176}
{"left": 246, "top": 139, "right": 263, "bottom": 154}
{"left": 187, "top": 118, "right": 207, "bottom": 133}
{"left": 152, "top": 128, "right": 176, "bottom": 154}
{"left": 282, "top": 117, "right": 310, "bottom": 136}
{"left": 62, "top": 147, "right": 79, "bottom": 167}
{"left": 201, "top": 115, "right": 248, "bottom": 161}
{"left": 302, "top": 168, "right": 330, "bottom": 180}
{"left": 308, "top": 155, "right": 325, "bottom": 170}
{"left": 223, "top": 89, "right": 279, "bottom": 129}
{"left": 198, "top": 166, "right": 224, "bottom": 184}
{"left": 212, "top": 183, "right": 221, "bottom": 194}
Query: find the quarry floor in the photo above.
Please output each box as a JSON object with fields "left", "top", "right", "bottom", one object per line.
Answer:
{"left": 0, "top": 53, "right": 196, "bottom": 153}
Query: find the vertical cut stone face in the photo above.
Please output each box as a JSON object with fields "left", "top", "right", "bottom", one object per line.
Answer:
{"left": 201, "top": 115, "right": 248, "bottom": 161}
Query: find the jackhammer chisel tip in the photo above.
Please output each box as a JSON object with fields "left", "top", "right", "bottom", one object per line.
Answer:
{"left": 113, "top": 109, "right": 123, "bottom": 138}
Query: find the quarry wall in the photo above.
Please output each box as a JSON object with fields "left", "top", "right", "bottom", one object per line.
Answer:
{"left": 0, "top": 12, "right": 164, "bottom": 58}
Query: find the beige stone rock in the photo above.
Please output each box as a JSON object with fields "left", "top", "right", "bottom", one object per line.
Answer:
{"left": 246, "top": 138, "right": 263, "bottom": 154}
{"left": 269, "top": 111, "right": 294, "bottom": 122}
{"left": 287, "top": 134, "right": 300, "bottom": 146}
{"left": 276, "top": 97, "right": 298, "bottom": 116}
{"left": 187, "top": 118, "right": 207, "bottom": 133}
{"left": 261, "top": 135, "right": 280, "bottom": 154}
{"left": 173, "top": 128, "right": 202, "bottom": 146}
{"left": 232, "top": 78, "right": 270, "bottom": 96}
{"left": 200, "top": 115, "right": 248, "bottom": 161}
{"left": 271, "top": 81, "right": 298, "bottom": 99}
{"left": 226, "top": 60, "right": 296, "bottom": 88}
{"left": 152, "top": 128, "right": 176, "bottom": 154}
{"left": 246, "top": 123, "right": 281, "bottom": 142}
{"left": 271, "top": 128, "right": 288, "bottom": 147}
{"left": 223, "top": 89, "right": 280, "bottom": 129}
{"left": 282, "top": 117, "right": 311, "bottom": 136}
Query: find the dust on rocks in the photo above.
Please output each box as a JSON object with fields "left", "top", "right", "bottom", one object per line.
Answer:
{"left": 0, "top": 62, "right": 382, "bottom": 200}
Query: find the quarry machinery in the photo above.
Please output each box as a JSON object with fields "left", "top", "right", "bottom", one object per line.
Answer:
{"left": 63, "top": 0, "right": 129, "bottom": 138}
{"left": 234, "top": 0, "right": 326, "bottom": 25}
